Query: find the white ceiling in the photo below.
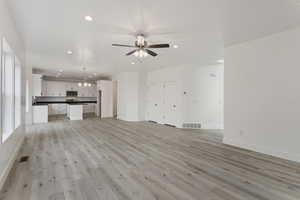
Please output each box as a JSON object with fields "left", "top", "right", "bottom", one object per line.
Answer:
{"left": 8, "top": 0, "right": 300, "bottom": 79}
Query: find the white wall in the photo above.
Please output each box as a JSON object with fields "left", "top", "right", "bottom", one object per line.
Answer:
{"left": 0, "top": 0, "right": 26, "bottom": 189}
{"left": 112, "top": 81, "right": 118, "bottom": 117}
{"left": 138, "top": 71, "right": 147, "bottom": 121}
{"left": 115, "top": 72, "right": 141, "bottom": 121}
{"left": 224, "top": 27, "right": 300, "bottom": 163}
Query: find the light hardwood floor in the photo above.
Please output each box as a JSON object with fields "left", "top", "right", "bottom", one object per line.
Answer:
{"left": 1, "top": 118, "right": 300, "bottom": 200}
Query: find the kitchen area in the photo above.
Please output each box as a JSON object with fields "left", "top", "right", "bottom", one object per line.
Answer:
{"left": 32, "top": 74, "right": 113, "bottom": 123}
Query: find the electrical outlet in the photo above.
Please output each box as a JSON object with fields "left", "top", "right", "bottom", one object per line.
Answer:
{"left": 239, "top": 130, "right": 244, "bottom": 136}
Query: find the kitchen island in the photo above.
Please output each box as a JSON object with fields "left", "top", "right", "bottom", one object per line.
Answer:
{"left": 32, "top": 96, "right": 97, "bottom": 123}
{"left": 33, "top": 104, "right": 48, "bottom": 123}
{"left": 67, "top": 104, "right": 83, "bottom": 120}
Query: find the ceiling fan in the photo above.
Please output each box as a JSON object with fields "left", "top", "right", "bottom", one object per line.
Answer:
{"left": 112, "top": 34, "right": 170, "bottom": 58}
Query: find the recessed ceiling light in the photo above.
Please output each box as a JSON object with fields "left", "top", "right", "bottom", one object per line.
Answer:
{"left": 85, "top": 16, "right": 93, "bottom": 22}
{"left": 173, "top": 44, "right": 179, "bottom": 49}
{"left": 131, "top": 62, "right": 135, "bottom": 65}
{"left": 59, "top": 69, "right": 63, "bottom": 73}
{"left": 217, "top": 59, "right": 224, "bottom": 64}
{"left": 67, "top": 50, "right": 73, "bottom": 55}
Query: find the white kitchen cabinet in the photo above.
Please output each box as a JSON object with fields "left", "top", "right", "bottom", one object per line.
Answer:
{"left": 83, "top": 104, "right": 95, "bottom": 113}
{"left": 65, "top": 82, "right": 77, "bottom": 91}
{"left": 65, "top": 82, "right": 71, "bottom": 91}
{"left": 41, "top": 80, "right": 47, "bottom": 96}
{"left": 32, "top": 74, "right": 42, "bottom": 96}
{"left": 57, "top": 104, "right": 67, "bottom": 114}
{"left": 43, "top": 80, "right": 96, "bottom": 97}
{"left": 45, "top": 81, "right": 58, "bottom": 96}
{"left": 49, "top": 103, "right": 95, "bottom": 115}
{"left": 67, "top": 104, "right": 83, "bottom": 120}
{"left": 77, "top": 85, "right": 96, "bottom": 97}
{"left": 77, "top": 86, "right": 83, "bottom": 96}
{"left": 48, "top": 104, "right": 67, "bottom": 115}
{"left": 33, "top": 105, "right": 48, "bottom": 123}
{"left": 78, "top": 86, "right": 89, "bottom": 97}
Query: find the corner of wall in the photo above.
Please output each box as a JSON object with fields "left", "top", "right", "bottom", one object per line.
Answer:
{"left": 223, "top": 134, "right": 300, "bottom": 164}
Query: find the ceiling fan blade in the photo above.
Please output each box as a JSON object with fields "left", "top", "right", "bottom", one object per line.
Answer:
{"left": 145, "top": 49, "right": 158, "bottom": 57}
{"left": 147, "top": 44, "right": 170, "bottom": 48}
{"left": 112, "top": 44, "right": 136, "bottom": 48}
{"left": 126, "top": 49, "right": 138, "bottom": 56}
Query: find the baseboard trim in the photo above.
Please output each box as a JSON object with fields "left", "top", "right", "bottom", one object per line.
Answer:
{"left": 0, "top": 135, "right": 25, "bottom": 190}
{"left": 223, "top": 137, "right": 300, "bottom": 164}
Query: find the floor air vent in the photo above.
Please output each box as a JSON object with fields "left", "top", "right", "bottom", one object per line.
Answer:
{"left": 182, "top": 123, "right": 201, "bottom": 129}
{"left": 19, "top": 156, "right": 29, "bottom": 163}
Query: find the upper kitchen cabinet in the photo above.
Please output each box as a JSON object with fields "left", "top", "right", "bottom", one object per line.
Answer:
{"left": 43, "top": 81, "right": 65, "bottom": 96}
{"left": 32, "top": 74, "right": 42, "bottom": 97}
{"left": 65, "top": 82, "right": 77, "bottom": 91}
{"left": 42, "top": 80, "right": 47, "bottom": 96}
{"left": 40, "top": 80, "right": 96, "bottom": 97}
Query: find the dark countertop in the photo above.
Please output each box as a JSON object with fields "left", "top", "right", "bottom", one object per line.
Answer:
{"left": 33, "top": 101, "right": 97, "bottom": 106}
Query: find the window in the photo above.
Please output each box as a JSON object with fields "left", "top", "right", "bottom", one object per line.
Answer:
{"left": 1, "top": 38, "right": 22, "bottom": 142}
{"left": 14, "top": 57, "right": 21, "bottom": 129}
{"left": 2, "top": 38, "right": 14, "bottom": 142}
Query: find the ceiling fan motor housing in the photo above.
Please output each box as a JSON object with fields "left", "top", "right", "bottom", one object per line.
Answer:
{"left": 136, "top": 35, "right": 146, "bottom": 47}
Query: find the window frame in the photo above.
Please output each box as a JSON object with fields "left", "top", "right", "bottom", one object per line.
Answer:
{"left": 0, "top": 38, "right": 3, "bottom": 143}
{"left": 0, "top": 37, "right": 22, "bottom": 143}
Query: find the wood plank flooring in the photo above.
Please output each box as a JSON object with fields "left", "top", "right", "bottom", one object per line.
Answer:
{"left": 1, "top": 118, "right": 300, "bottom": 200}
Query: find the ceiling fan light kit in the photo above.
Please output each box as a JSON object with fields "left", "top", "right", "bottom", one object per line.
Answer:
{"left": 134, "top": 49, "right": 148, "bottom": 58}
{"left": 112, "top": 34, "right": 170, "bottom": 58}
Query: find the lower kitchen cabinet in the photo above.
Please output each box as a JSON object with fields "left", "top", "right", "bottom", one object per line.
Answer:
{"left": 33, "top": 105, "right": 48, "bottom": 123}
{"left": 48, "top": 103, "right": 96, "bottom": 115}
{"left": 83, "top": 104, "right": 95, "bottom": 113}
{"left": 48, "top": 104, "right": 67, "bottom": 115}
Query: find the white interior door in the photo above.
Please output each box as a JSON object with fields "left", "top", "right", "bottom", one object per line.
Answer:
{"left": 164, "top": 82, "right": 178, "bottom": 126}
{"left": 147, "top": 85, "right": 158, "bottom": 122}
{"left": 147, "top": 84, "right": 163, "bottom": 123}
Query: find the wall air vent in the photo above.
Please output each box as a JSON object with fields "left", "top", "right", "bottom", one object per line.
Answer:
{"left": 182, "top": 123, "right": 201, "bottom": 129}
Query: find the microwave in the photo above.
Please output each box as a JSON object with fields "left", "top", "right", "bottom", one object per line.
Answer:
{"left": 66, "top": 91, "right": 78, "bottom": 97}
